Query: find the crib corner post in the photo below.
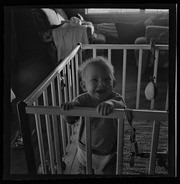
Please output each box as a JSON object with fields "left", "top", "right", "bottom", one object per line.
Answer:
{"left": 77, "top": 42, "right": 82, "bottom": 48}
{"left": 17, "top": 101, "right": 37, "bottom": 174}
{"left": 78, "top": 43, "right": 83, "bottom": 65}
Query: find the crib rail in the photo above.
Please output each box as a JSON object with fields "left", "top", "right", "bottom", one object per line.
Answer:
{"left": 24, "top": 44, "right": 82, "bottom": 105}
{"left": 20, "top": 104, "right": 168, "bottom": 175}
{"left": 18, "top": 44, "right": 82, "bottom": 174}
{"left": 82, "top": 44, "right": 169, "bottom": 110}
{"left": 17, "top": 43, "right": 170, "bottom": 176}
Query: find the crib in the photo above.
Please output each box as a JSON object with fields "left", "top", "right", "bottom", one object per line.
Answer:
{"left": 17, "top": 43, "right": 169, "bottom": 176}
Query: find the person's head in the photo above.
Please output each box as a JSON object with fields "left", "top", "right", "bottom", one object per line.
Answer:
{"left": 79, "top": 56, "right": 116, "bottom": 102}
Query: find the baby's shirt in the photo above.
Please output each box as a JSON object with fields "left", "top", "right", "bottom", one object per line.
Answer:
{"left": 72, "top": 92, "right": 125, "bottom": 156}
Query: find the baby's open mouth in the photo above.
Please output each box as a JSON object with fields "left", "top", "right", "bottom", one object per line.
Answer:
{"left": 95, "top": 89, "right": 106, "bottom": 94}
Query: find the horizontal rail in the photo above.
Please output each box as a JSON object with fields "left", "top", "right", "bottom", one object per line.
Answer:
{"left": 26, "top": 106, "right": 168, "bottom": 122}
{"left": 24, "top": 44, "right": 81, "bottom": 105}
{"left": 82, "top": 44, "right": 169, "bottom": 50}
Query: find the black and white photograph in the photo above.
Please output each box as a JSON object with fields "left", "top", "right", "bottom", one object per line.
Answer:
{"left": 4, "top": 4, "right": 177, "bottom": 180}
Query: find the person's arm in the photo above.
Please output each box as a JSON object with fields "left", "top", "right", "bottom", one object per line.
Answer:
{"left": 61, "top": 101, "right": 80, "bottom": 124}
{"left": 97, "top": 99, "right": 126, "bottom": 116}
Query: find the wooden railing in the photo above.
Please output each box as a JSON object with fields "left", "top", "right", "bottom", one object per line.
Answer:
{"left": 18, "top": 44, "right": 82, "bottom": 174}
{"left": 82, "top": 44, "right": 169, "bottom": 110}
{"left": 17, "top": 43, "right": 169, "bottom": 175}
{"left": 21, "top": 105, "right": 168, "bottom": 174}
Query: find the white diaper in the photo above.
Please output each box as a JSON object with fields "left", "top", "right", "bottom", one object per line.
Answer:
{"left": 77, "top": 147, "right": 115, "bottom": 173}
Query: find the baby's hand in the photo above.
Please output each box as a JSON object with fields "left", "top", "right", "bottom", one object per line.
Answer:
{"left": 61, "top": 102, "right": 76, "bottom": 110}
{"left": 97, "top": 100, "right": 114, "bottom": 116}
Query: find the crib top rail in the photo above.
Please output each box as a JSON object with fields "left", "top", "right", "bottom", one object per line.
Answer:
{"left": 82, "top": 44, "right": 169, "bottom": 50}
{"left": 24, "top": 44, "right": 81, "bottom": 105}
{"left": 25, "top": 106, "right": 168, "bottom": 122}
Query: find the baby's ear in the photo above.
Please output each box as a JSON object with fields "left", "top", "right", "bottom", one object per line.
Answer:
{"left": 113, "top": 79, "right": 116, "bottom": 88}
{"left": 80, "top": 81, "right": 87, "bottom": 92}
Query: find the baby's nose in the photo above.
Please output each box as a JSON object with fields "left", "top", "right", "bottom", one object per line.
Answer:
{"left": 98, "top": 80, "right": 105, "bottom": 87}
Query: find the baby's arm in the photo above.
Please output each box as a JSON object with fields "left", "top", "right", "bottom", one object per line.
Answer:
{"left": 61, "top": 101, "right": 80, "bottom": 124}
{"left": 97, "top": 99, "right": 126, "bottom": 116}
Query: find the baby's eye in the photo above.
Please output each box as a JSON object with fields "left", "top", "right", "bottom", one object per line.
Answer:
{"left": 91, "top": 78, "right": 98, "bottom": 82}
{"left": 104, "top": 77, "right": 112, "bottom": 82}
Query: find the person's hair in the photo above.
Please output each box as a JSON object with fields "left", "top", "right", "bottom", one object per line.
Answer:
{"left": 78, "top": 56, "right": 115, "bottom": 80}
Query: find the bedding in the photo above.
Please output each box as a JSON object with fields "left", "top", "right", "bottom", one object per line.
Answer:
{"left": 32, "top": 8, "right": 94, "bottom": 62}
{"left": 41, "top": 8, "right": 64, "bottom": 25}
{"left": 52, "top": 23, "right": 89, "bottom": 61}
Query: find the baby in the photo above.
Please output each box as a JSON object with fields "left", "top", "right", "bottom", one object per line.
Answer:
{"left": 61, "top": 56, "right": 126, "bottom": 174}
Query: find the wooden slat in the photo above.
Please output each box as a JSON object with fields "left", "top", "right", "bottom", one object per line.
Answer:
{"left": 33, "top": 101, "right": 47, "bottom": 174}
{"left": 63, "top": 68, "right": 68, "bottom": 102}
{"left": 150, "top": 50, "right": 159, "bottom": 110}
{"left": 51, "top": 81, "right": 63, "bottom": 174}
{"left": 57, "top": 72, "right": 63, "bottom": 106}
{"left": 122, "top": 49, "right": 127, "bottom": 99}
{"left": 93, "top": 48, "right": 96, "bottom": 58}
{"left": 67, "top": 63, "right": 73, "bottom": 101}
{"left": 71, "top": 58, "right": 76, "bottom": 99}
{"left": 148, "top": 121, "right": 160, "bottom": 174}
{"left": 43, "top": 90, "right": 55, "bottom": 174}
{"left": 69, "top": 59, "right": 76, "bottom": 135}
{"left": 108, "top": 49, "right": 111, "bottom": 63}
{"left": 61, "top": 119, "right": 68, "bottom": 156}
{"left": 82, "top": 44, "right": 168, "bottom": 50}
{"left": 52, "top": 114, "right": 63, "bottom": 174}
{"left": 85, "top": 117, "right": 92, "bottom": 174}
{"left": 116, "top": 118, "right": 124, "bottom": 175}
{"left": 26, "top": 106, "right": 168, "bottom": 122}
{"left": 62, "top": 68, "right": 71, "bottom": 146}
{"left": 136, "top": 49, "right": 143, "bottom": 109}
{"left": 75, "top": 54, "right": 79, "bottom": 96}
{"left": 78, "top": 47, "right": 82, "bottom": 66}
{"left": 57, "top": 72, "right": 67, "bottom": 156}
{"left": 64, "top": 65, "right": 73, "bottom": 142}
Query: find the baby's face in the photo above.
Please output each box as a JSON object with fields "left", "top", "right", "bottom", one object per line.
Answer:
{"left": 82, "top": 64, "right": 115, "bottom": 103}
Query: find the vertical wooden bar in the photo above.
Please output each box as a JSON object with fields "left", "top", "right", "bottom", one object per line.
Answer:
{"left": 150, "top": 50, "right": 159, "bottom": 110}
{"left": 71, "top": 58, "right": 76, "bottom": 99}
{"left": 70, "top": 58, "right": 76, "bottom": 135}
{"left": 33, "top": 100, "right": 47, "bottom": 174}
{"left": 63, "top": 67, "right": 68, "bottom": 102}
{"left": 116, "top": 118, "right": 124, "bottom": 175}
{"left": 52, "top": 114, "right": 63, "bottom": 174}
{"left": 60, "top": 119, "right": 67, "bottom": 156}
{"left": 67, "top": 63, "right": 73, "bottom": 101}
{"left": 85, "top": 117, "right": 92, "bottom": 174}
{"left": 108, "top": 49, "right": 111, "bottom": 63}
{"left": 17, "top": 101, "right": 37, "bottom": 174}
{"left": 136, "top": 49, "right": 143, "bottom": 109}
{"left": 66, "top": 64, "right": 73, "bottom": 136}
{"left": 148, "top": 121, "right": 160, "bottom": 175}
{"left": 63, "top": 68, "right": 71, "bottom": 146}
{"left": 51, "top": 81, "right": 63, "bottom": 174}
{"left": 78, "top": 46, "right": 82, "bottom": 65}
{"left": 75, "top": 54, "right": 80, "bottom": 96}
{"left": 43, "top": 90, "right": 55, "bottom": 174}
{"left": 122, "top": 49, "right": 127, "bottom": 100}
{"left": 57, "top": 72, "right": 67, "bottom": 155}
{"left": 93, "top": 48, "right": 96, "bottom": 58}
